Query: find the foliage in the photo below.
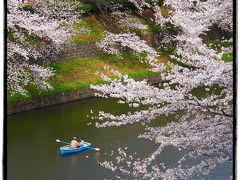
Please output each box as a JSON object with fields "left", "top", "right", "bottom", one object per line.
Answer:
{"left": 20, "top": 3, "right": 34, "bottom": 13}
{"left": 205, "top": 39, "right": 233, "bottom": 51}
{"left": 146, "top": 0, "right": 165, "bottom": 6}
{"left": 157, "top": 44, "right": 176, "bottom": 55}
{"left": 221, "top": 53, "right": 233, "bottom": 62}
{"left": 138, "top": 18, "right": 162, "bottom": 33}
{"left": 72, "top": 16, "right": 105, "bottom": 43}
{"left": 83, "top": 0, "right": 126, "bottom": 13}
{"left": 47, "top": 2, "right": 65, "bottom": 8}
{"left": 74, "top": 3, "right": 93, "bottom": 14}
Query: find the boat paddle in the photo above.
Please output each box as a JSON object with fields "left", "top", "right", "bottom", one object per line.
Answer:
{"left": 56, "top": 139, "right": 70, "bottom": 145}
{"left": 88, "top": 147, "right": 100, "bottom": 151}
{"left": 56, "top": 139, "right": 100, "bottom": 151}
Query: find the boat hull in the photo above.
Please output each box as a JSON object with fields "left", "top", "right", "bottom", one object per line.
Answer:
{"left": 60, "top": 143, "right": 92, "bottom": 155}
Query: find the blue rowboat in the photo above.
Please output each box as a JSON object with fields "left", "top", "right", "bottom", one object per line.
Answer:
{"left": 60, "top": 142, "right": 92, "bottom": 155}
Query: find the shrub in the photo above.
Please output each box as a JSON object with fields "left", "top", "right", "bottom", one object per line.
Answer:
{"left": 82, "top": 0, "right": 126, "bottom": 13}
{"left": 221, "top": 53, "right": 233, "bottom": 62}
{"left": 48, "top": 2, "right": 71, "bottom": 8}
{"left": 73, "top": 3, "right": 93, "bottom": 14}
{"left": 20, "top": 3, "right": 34, "bottom": 13}
{"left": 146, "top": 0, "right": 165, "bottom": 6}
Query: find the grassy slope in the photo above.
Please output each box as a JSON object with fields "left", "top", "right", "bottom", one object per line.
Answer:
{"left": 8, "top": 11, "right": 171, "bottom": 103}
{"left": 8, "top": 53, "right": 169, "bottom": 103}
{"left": 48, "top": 53, "right": 165, "bottom": 93}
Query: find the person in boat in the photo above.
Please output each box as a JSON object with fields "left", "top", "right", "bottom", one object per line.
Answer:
{"left": 79, "top": 137, "right": 85, "bottom": 146}
{"left": 70, "top": 137, "right": 79, "bottom": 148}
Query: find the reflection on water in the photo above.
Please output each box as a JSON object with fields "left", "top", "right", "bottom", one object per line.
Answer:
{"left": 7, "top": 98, "right": 232, "bottom": 180}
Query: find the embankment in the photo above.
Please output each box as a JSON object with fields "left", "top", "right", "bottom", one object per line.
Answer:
{"left": 7, "top": 74, "right": 163, "bottom": 114}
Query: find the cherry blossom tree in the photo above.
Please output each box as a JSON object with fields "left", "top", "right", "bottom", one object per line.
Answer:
{"left": 7, "top": 0, "right": 82, "bottom": 95}
{"left": 91, "top": 0, "right": 233, "bottom": 178}
{"left": 96, "top": 32, "right": 165, "bottom": 71}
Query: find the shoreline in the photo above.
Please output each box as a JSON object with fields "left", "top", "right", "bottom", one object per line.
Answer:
{"left": 7, "top": 74, "right": 163, "bottom": 115}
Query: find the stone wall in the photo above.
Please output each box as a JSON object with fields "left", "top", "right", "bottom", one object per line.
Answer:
{"left": 59, "top": 42, "right": 103, "bottom": 62}
{"left": 37, "top": 42, "right": 103, "bottom": 65}
{"left": 7, "top": 74, "right": 163, "bottom": 114}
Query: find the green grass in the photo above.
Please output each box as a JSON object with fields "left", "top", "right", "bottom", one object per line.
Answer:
{"left": 157, "top": 45, "right": 176, "bottom": 55}
{"left": 161, "top": 22, "right": 177, "bottom": 32}
{"left": 23, "top": 32, "right": 41, "bottom": 44}
{"left": 7, "top": 27, "right": 43, "bottom": 49}
{"left": 147, "top": 22, "right": 162, "bottom": 33}
{"left": 138, "top": 18, "right": 176, "bottom": 35}
{"left": 7, "top": 29, "right": 15, "bottom": 42}
{"left": 47, "top": 52, "right": 169, "bottom": 94}
{"left": 21, "top": 31, "right": 42, "bottom": 48}
{"left": 138, "top": 18, "right": 161, "bottom": 34}
{"left": 204, "top": 39, "right": 233, "bottom": 52}
{"left": 128, "top": 70, "right": 158, "bottom": 78}
{"left": 221, "top": 53, "right": 233, "bottom": 62}
{"left": 7, "top": 83, "right": 52, "bottom": 103}
{"left": 48, "top": 53, "right": 150, "bottom": 93}
{"left": 7, "top": 28, "right": 22, "bottom": 44}
{"left": 7, "top": 93, "right": 29, "bottom": 103}
{"left": 99, "top": 51, "right": 149, "bottom": 69}
{"left": 72, "top": 16, "right": 105, "bottom": 44}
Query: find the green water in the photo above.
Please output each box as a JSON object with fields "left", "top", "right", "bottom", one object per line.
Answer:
{"left": 7, "top": 98, "right": 232, "bottom": 180}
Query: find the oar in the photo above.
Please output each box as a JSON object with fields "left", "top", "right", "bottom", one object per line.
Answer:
{"left": 56, "top": 139, "right": 70, "bottom": 145}
{"left": 87, "top": 147, "right": 100, "bottom": 151}
{"left": 56, "top": 139, "right": 100, "bottom": 151}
